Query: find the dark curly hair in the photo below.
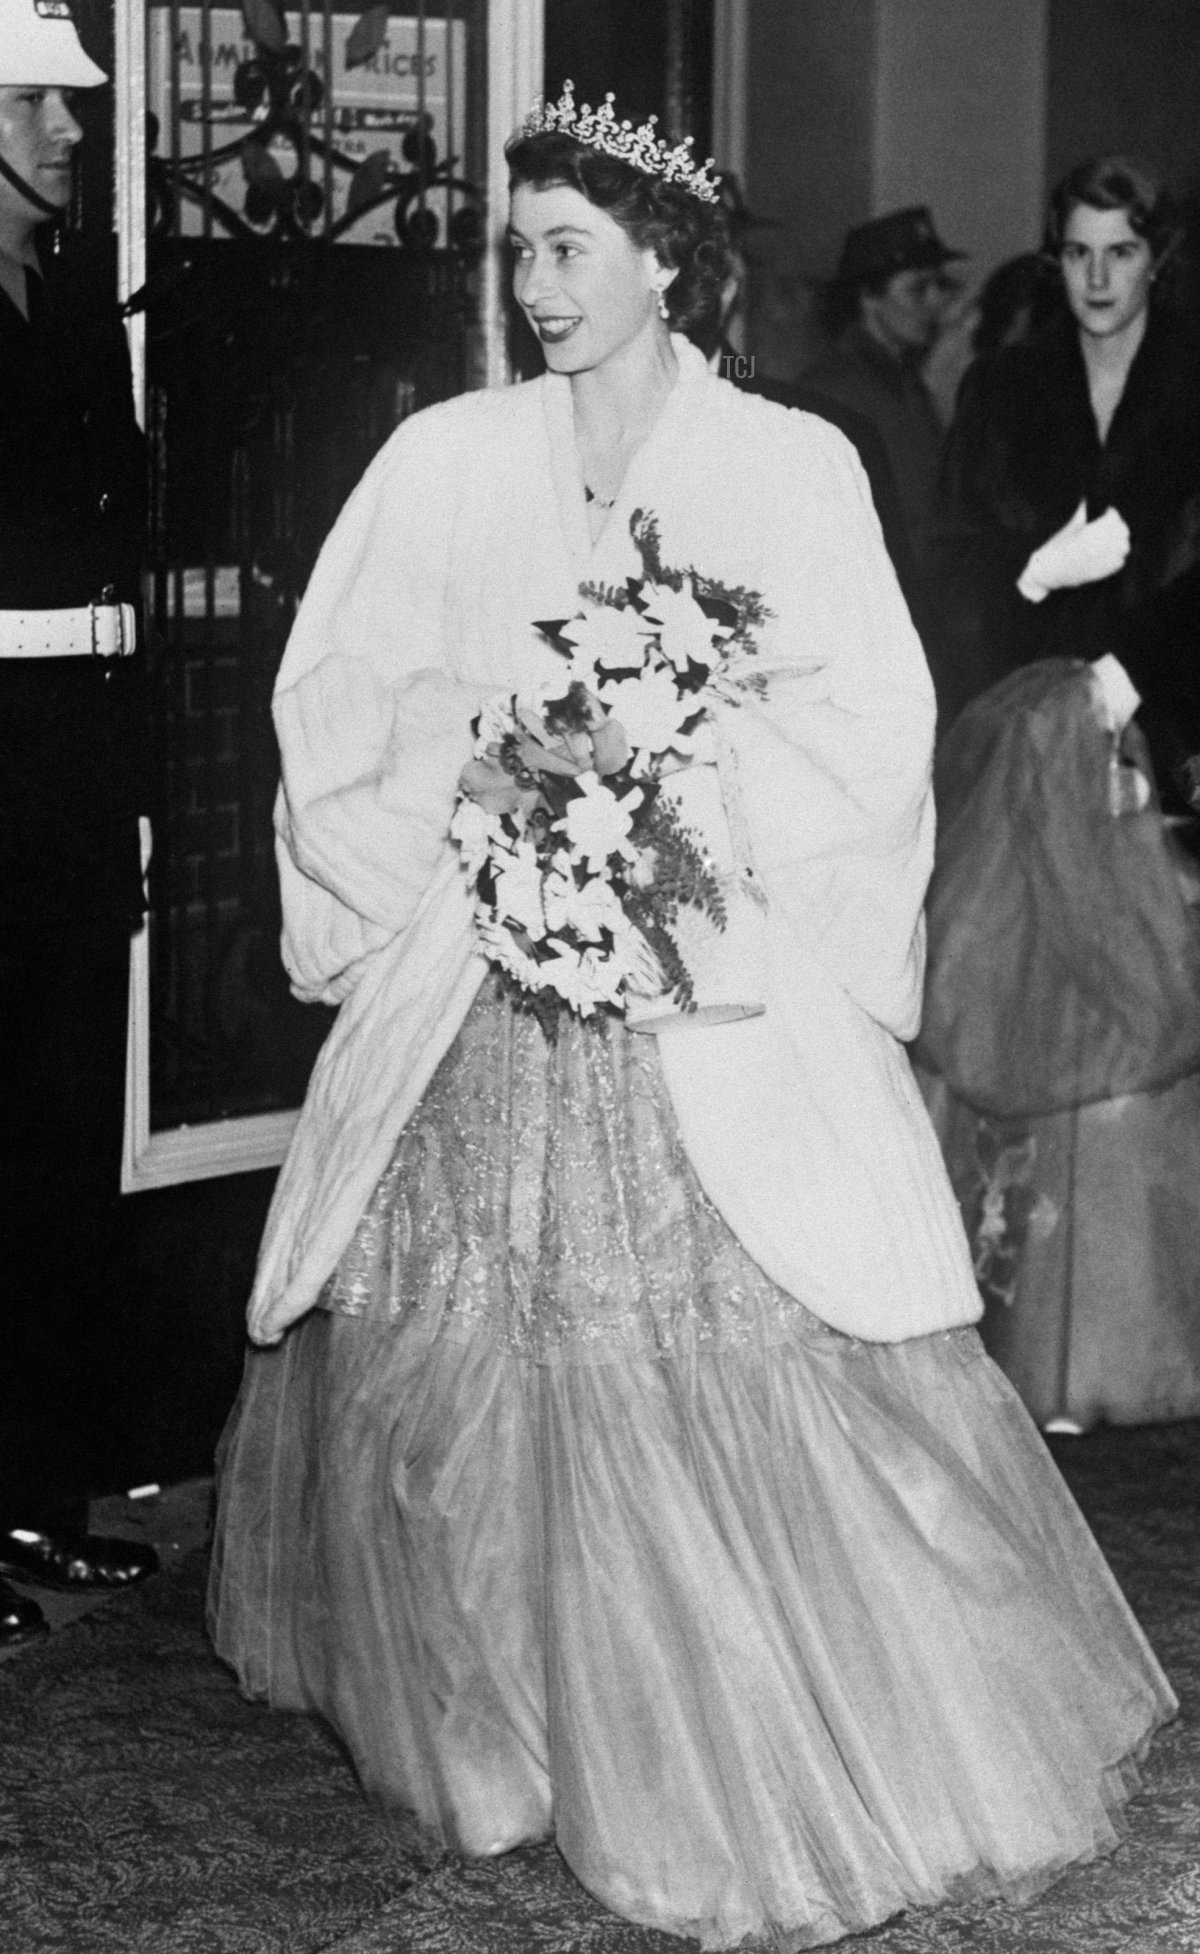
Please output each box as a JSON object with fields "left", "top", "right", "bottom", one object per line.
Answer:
{"left": 1044, "top": 154, "right": 1184, "bottom": 281}
{"left": 504, "top": 127, "right": 732, "bottom": 336}
{"left": 971, "top": 252, "right": 1063, "bottom": 356}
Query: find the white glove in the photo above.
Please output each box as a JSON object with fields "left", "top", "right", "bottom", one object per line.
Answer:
{"left": 1017, "top": 500, "right": 1131, "bottom": 602}
{"left": 1086, "top": 655, "right": 1148, "bottom": 816}
{"left": 1088, "top": 653, "right": 1141, "bottom": 734}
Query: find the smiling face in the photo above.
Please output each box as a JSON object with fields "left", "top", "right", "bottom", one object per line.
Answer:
{"left": 1059, "top": 203, "right": 1155, "bottom": 342}
{"left": 0, "top": 86, "right": 81, "bottom": 230}
{"left": 509, "top": 181, "right": 669, "bottom": 376}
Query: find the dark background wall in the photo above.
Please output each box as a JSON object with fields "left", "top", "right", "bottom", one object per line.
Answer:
{"left": 744, "top": 0, "right": 876, "bottom": 289}
{"left": 109, "top": 1174, "right": 275, "bottom": 1490}
{"left": 543, "top": 0, "right": 713, "bottom": 149}
{"left": 1047, "top": 0, "right": 1200, "bottom": 198}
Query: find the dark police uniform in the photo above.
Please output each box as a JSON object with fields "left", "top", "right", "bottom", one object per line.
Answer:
{"left": 800, "top": 322, "right": 946, "bottom": 569}
{"left": 0, "top": 234, "right": 148, "bottom": 1532}
{"left": 721, "top": 355, "right": 924, "bottom": 634}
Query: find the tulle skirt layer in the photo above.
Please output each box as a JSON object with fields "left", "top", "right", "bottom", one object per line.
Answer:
{"left": 914, "top": 661, "right": 1200, "bottom": 1430}
{"left": 209, "top": 982, "right": 1176, "bottom": 1951}
{"left": 919, "top": 1064, "right": 1200, "bottom": 1430}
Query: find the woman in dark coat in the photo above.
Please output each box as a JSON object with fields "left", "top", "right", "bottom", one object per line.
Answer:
{"left": 916, "top": 155, "right": 1200, "bottom": 1433}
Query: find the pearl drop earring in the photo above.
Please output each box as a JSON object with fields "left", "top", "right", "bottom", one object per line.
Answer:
{"left": 656, "top": 285, "right": 671, "bottom": 322}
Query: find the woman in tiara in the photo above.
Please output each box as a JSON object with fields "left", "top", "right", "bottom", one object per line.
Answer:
{"left": 208, "top": 87, "right": 1174, "bottom": 1951}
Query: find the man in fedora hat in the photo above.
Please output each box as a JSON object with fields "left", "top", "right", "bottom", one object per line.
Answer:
{"left": 802, "top": 205, "right": 965, "bottom": 576}
{"left": 698, "top": 180, "right": 922, "bottom": 627}
{"left": 0, "top": 0, "right": 157, "bottom": 1646}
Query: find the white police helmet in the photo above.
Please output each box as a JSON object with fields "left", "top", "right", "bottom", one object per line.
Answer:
{"left": 0, "top": 0, "right": 107, "bottom": 87}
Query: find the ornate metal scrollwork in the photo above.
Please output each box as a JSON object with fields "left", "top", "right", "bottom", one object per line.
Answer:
{"left": 147, "top": 0, "right": 481, "bottom": 250}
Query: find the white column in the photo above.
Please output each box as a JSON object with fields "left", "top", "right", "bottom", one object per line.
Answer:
{"left": 711, "top": 0, "right": 748, "bottom": 185}
{"left": 873, "top": 0, "right": 1048, "bottom": 279}
{"left": 481, "top": 0, "right": 544, "bottom": 388}
{"left": 113, "top": 0, "right": 147, "bottom": 418}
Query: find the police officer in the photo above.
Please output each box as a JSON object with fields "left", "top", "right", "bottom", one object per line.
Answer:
{"left": 802, "top": 206, "right": 965, "bottom": 567}
{"left": 698, "top": 177, "right": 924, "bottom": 635}
{"left": 0, "top": 0, "right": 158, "bottom": 1645}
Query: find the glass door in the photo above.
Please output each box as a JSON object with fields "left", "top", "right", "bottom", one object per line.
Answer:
{"left": 119, "top": 0, "right": 542, "bottom": 1187}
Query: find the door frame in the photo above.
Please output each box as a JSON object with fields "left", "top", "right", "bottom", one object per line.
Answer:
{"left": 120, "top": 0, "right": 544, "bottom": 1189}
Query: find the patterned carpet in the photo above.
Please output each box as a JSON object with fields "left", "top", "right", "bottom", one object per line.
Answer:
{"left": 1, "top": 1422, "right": 1196, "bottom": 1954}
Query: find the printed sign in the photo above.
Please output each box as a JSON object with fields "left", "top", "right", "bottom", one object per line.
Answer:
{"left": 148, "top": 8, "right": 468, "bottom": 244}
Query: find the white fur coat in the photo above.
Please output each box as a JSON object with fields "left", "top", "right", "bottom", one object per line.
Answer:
{"left": 247, "top": 339, "right": 980, "bottom": 1347}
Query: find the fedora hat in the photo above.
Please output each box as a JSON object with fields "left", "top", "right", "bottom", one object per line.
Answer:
{"left": 0, "top": 0, "right": 107, "bottom": 87}
{"left": 836, "top": 206, "right": 964, "bottom": 286}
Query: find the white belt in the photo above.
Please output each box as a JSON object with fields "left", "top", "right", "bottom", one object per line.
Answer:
{"left": 0, "top": 603, "right": 137, "bottom": 659}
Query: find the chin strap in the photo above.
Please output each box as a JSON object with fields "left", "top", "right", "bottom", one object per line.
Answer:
{"left": 0, "top": 147, "right": 62, "bottom": 218}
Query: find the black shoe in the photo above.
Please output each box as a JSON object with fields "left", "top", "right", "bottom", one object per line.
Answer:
{"left": 0, "top": 1529, "right": 160, "bottom": 1592}
{"left": 0, "top": 1575, "right": 48, "bottom": 1646}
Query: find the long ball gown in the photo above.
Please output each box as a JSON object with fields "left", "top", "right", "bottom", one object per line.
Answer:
{"left": 914, "top": 661, "right": 1200, "bottom": 1432}
{"left": 209, "top": 972, "right": 1176, "bottom": 1952}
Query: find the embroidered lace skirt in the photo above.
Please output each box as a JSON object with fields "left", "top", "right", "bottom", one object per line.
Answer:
{"left": 208, "top": 978, "right": 1175, "bottom": 1952}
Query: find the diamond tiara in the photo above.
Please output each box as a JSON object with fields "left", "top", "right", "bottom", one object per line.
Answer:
{"left": 519, "top": 80, "right": 720, "bottom": 204}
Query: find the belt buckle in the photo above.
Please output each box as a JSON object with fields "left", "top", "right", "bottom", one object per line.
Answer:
{"left": 90, "top": 595, "right": 127, "bottom": 660}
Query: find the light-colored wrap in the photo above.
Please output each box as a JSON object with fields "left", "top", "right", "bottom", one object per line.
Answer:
{"left": 248, "top": 338, "right": 980, "bottom": 1346}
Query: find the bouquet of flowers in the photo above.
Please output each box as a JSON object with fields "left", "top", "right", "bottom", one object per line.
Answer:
{"left": 450, "top": 512, "right": 770, "bottom": 1030}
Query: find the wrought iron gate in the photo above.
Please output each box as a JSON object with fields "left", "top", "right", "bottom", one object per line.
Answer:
{"left": 110, "top": 0, "right": 542, "bottom": 1185}
{"left": 143, "top": 2, "right": 482, "bottom": 1137}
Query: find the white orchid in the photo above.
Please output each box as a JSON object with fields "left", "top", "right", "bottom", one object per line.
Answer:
{"left": 491, "top": 842, "right": 547, "bottom": 935}
{"left": 541, "top": 941, "right": 629, "bottom": 1013}
{"left": 598, "top": 667, "right": 699, "bottom": 757}
{"left": 578, "top": 944, "right": 631, "bottom": 1007}
{"left": 476, "top": 913, "right": 544, "bottom": 992}
{"left": 449, "top": 796, "right": 502, "bottom": 875}
{"left": 474, "top": 689, "right": 518, "bottom": 750}
{"left": 561, "top": 605, "right": 647, "bottom": 675}
{"left": 559, "top": 773, "right": 643, "bottom": 869}
{"left": 543, "top": 864, "right": 626, "bottom": 941}
{"left": 537, "top": 943, "right": 597, "bottom": 1014}
{"left": 640, "top": 580, "right": 724, "bottom": 674}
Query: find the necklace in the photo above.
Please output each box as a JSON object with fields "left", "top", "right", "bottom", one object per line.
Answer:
{"left": 584, "top": 484, "right": 616, "bottom": 510}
